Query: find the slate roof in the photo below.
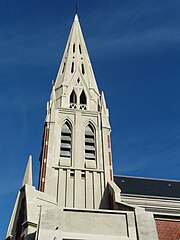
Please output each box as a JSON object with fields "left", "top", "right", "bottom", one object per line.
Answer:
{"left": 114, "top": 175, "right": 180, "bottom": 199}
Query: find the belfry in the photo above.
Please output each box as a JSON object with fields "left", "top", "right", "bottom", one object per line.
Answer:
{"left": 6, "top": 14, "right": 180, "bottom": 240}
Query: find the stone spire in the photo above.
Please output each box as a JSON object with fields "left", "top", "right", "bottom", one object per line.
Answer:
{"left": 22, "top": 155, "right": 33, "bottom": 187}
{"left": 53, "top": 14, "right": 99, "bottom": 109}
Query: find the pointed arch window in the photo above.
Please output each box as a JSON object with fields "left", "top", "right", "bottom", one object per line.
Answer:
{"left": 80, "top": 90, "right": 87, "bottom": 105}
{"left": 60, "top": 122, "right": 72, "bottom": 158}
{"left": 85, "top": 124, "right": 96, "bottom": 160}
{"left": 70, "top": 90, "right": 77, "bottom": 104}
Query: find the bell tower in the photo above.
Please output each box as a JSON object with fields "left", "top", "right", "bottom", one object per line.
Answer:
{"left": 38, "top": 14, "right": 113, "bottom": 209}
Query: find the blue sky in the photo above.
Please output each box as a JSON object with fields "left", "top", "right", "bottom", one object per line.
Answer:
{"left": 1, "top": 0, "right": 180, "bottom": 238}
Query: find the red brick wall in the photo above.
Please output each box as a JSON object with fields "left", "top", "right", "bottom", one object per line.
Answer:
{"left": 156, "top": 219, "right": 180, "bottom": 240}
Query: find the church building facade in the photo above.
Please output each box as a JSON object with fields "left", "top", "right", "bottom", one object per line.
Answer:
{"left": 6, "top": 14, "right": 180, "bottom": 240}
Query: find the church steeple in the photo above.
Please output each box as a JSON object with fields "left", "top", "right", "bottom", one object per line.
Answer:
{"left": 53, "top": 14, "right": 99, "bottom": 111}
{"left": 39, "top": 14, "right": 113, "bottom": 209}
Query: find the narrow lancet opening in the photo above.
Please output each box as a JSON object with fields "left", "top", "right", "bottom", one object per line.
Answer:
{"left": 73, "top": 43, "right": 75, "bottom": 53}
{"left": 79, "top": 44, "right": 82, "bottom": 54}
{"left": 71, "top": 62, "right": 74, "bottom": 73}
{"left": 82, "top": 63, "right": 85, "bottom": 75}
{"left": 62, "top": 62, "right": 66, "bottom": 73}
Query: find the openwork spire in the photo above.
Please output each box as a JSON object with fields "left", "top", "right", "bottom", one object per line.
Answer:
{"left": 54, "top": 14, "right": 99, "bottom": 96}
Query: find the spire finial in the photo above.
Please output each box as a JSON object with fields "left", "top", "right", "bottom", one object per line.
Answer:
{"left": 75, "top": 1, "right": 79, "bottom": 15}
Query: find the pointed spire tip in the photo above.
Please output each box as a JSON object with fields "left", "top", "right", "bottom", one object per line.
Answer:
{"left": 74, "top": 14, "right": 79, "bottom": 22}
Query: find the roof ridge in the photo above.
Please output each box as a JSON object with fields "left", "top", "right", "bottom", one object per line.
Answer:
{"left": 114, "top": 175, "right": 180, "bottom": 183}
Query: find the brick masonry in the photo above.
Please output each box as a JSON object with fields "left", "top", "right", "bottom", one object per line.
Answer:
{"left": 156, "top": 220, "right": 180, "bottom": 240}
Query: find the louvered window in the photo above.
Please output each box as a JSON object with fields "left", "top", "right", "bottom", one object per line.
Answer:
{"left": 60, "top": 122, "right": 72, "bottom": 158}
{"left": 85, "top": 124, "right": 96, "bottom": 160}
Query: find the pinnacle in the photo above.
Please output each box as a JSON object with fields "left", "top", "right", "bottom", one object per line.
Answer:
{"left": 22, "top": 155, "right": 33, "bottom": 187}
{"left": 101, "top": 91, "right": 107, "bottom": 109}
